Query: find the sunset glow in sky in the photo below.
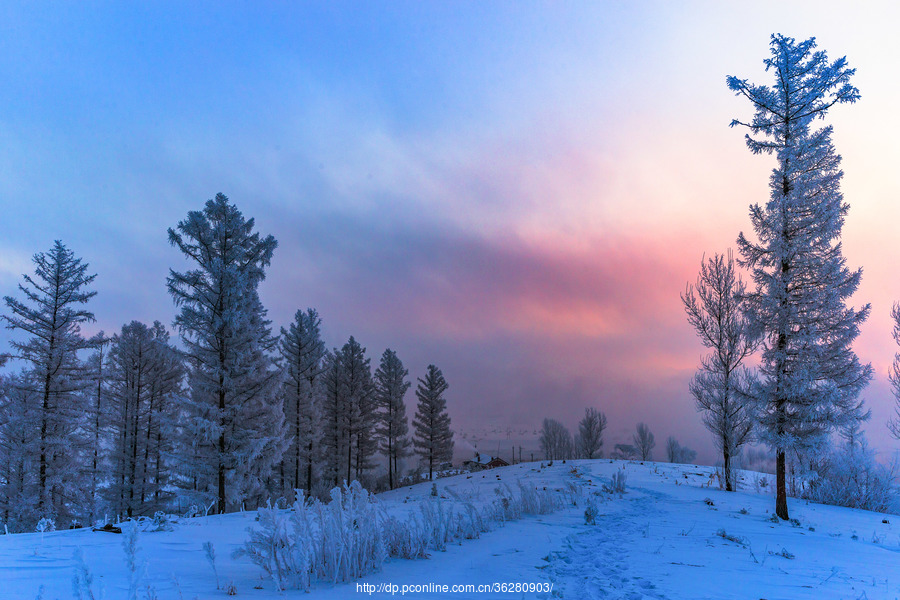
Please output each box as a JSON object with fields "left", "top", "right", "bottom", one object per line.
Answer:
{"left": 3, "top": 2, "right": 900, "bottom": 462}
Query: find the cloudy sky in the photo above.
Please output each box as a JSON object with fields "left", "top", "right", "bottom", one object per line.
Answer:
{"left": 2, "top": 2, "right": 900, "bottom": 462}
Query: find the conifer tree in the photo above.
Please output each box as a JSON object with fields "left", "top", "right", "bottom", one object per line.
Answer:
{"left": 105, "top": 321, "right": 183, "bottom": 517}
{"left": 279, "top": 308, "right": 325, "bottom": 497}
{"left": 83, "top": 335, "right": 110, "bottom": 523}
{"left": 728, "top": 35, "right": 872, "bottom": 519}
{"left": 0, "top": 372, "right": 42, "bottom": 531}
{"left": 374, "top": 348, "right": 411, "bottom": 489}
{"left": 320, "top": 349, "right": 347, "bottom": 487}
{"left": 339, "top": 337, "right": 376, "bottom": 484}
{"left": 2, "top": 241, "right": 100, "bottom": 524}
{"left": 167, "top": 194, "right": 286, "bottom": 513}
{"left": 413, "top": 364, "right": 453, "bottom": 480}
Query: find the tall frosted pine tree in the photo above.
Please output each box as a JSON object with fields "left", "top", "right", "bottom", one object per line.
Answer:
{"left": 413, "top": 364, "right": 453, "bottom": 481}
{"left": 2, "top": 241, "right": 100, "bottom": 525}
{"left": 279, "top": 308, "right": 326, "bottom": 497}
{"left": 167, "top": 194, "right": 286, "bottom": 514}
{"left": 0, "top": 372, "right": 42, "bottom": 531}
{"left": 374, "top": 348, "right": 411, "bottom": 489}
{"left": 320, "top": 349, "right": 347, "bottom": 487}
{"left": 105, "top": 320, "right": 183, "bottom": 517}
{"left": 339, "top": 337, "right": 376, "bottom": 484}
{"left": 728, "top": 35, "right": 872, "bottom": 519}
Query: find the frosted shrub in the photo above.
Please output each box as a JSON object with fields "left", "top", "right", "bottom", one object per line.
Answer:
{"left": 584, "top": 496, "right": 599, "bottom": 525}
{"left": 459, "top": 503, "right": 486, "bottom": 539}
{"left": 803, "top": 442, "right": 898, "bottom": 513}
{"left": 36, "top": 517, "right": 55, "bottom": 534}
{"left": 494, "top": 486, "right": 521, "bottom": 522}
{"left": 237, "top": 481, "right": 385, "bottom": 591}
{"left": 383, "top": 515, "right": 429, "bottom": 559}
{"left": 517, "top": 482, "right": 541, "bottom": 514}
{"left": 123, "top": 523, "right": 147, "bottom": 600}
{"left": 237, "top": 502, "right": 312, "bottom": 591}
{"left": 203, "top": 541, "right": 219, "bottom": 590}
{"left": 418, "top": 499, "right": 453, "bottom": 551}
{"left": 316, "top": 482, "right": 386, "bottom": 583}
{"left": 241, "top": 480, "right": 569, "bottom": 591}
{"left": 603, "top": 470, "right": 627, "bottom": 494}
{"left": 72, "top": 548, "right": 100, "bottom": 600}
{"left": 150, "top": 512, "right": 174, "bottom": 532}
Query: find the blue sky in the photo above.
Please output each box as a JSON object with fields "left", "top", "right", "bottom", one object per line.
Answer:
{"left": 3, "top": 2, "right": 900, "bottom": 462}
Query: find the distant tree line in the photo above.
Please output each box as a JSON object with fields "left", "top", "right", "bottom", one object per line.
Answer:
{"left": 537, "top": 412, "right": 697, "bottom": 466}
{"left": 0, "top": 194, "right": 454, "bottom": 532}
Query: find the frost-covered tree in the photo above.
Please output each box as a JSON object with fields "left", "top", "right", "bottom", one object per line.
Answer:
{"left": 728, "top": 35, "right": 872, "bottom": 519}
{"left": 279, "top": 308, "right": 326, "bottom": 497}
{"left": 804, "top": 431, "right": 897, "bottom": 513}
{"left": 167, "top": 194, "right": 286, "bottom": 513}
{"left": 374, "top": 348, "right": 411, "bottom": 489}
{"left": 611, "top": 443, "right": 637, "bottom": 461}
{"left": 2, "top": 241, "right": 100, "bottom": 524}
{"left": 0, "top": 372, "right": 42, "bottom": 531}
{"left": 539, "top": 418, "right": 573, "bottom": 461}
{"left": 665, "top": 437, "right": 697, "bottom": 464}
{"left": 105, "top": 321, "right": 183, "bottom": 517}
{"left": 412, "top": 365, "right": 454, "bottom": 480}
{"left": 320, "top": 349, "right": 347, "bottom": 487}
{"left": 83, "top": 335, "right": 110, "bottom": 523}
{"left": 633, "top": 423, "right": 655, "bottom": 461}
{"left": 887, "top": 304, "right": 900, "bottom": 440}
{"left": 683, "top": 252, "right": 757, "bottom": 491}
{"left": 576, "top": 407, "right": 607, "bottom": 459}
{"left": 339, "top": 337, "right": 376, "bottom": 484}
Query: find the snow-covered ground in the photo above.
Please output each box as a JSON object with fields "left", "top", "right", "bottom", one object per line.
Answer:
{"left": 5, "top": 460, "right": 900, "bottom": 599}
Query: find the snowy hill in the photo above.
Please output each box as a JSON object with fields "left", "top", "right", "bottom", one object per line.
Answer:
{"left": 5, "top": 460, "right": 899, "bottom": 599}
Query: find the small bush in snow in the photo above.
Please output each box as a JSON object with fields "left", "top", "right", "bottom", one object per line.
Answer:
{"left": 203, "top": 541, "right": 219, "bottom": 590}
{"left": 603, "top": 470, "right": 626, "bottom": 494}
{"left": 769, "top": 547, "right": 795, "bottom": 559}
{"left": 149, "top": 512, "right": 174, "bottom": 532}
{"left": 236, "top": 481, "right": 386, "bottom": 591}
{"left": 72, "top": 548, "right": 100, "bottom": 600}
{"left": 802, "top": 440, "right": 898, "bottom": 514}
{"left": 715, "top": 529, "right": 747, "bottom": 547}
{"left": 584, "top": 497, "right": 598, "bottom": 525}
{"left": 35, "top": 517, "right": 55, "bottom": 534}
{"left": 123, "top": 523, "right": 148, "bottom": 600}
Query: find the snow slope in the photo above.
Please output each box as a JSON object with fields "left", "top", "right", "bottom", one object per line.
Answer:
{"left": 4, "top": 460, "right": 899, "bottom": 599}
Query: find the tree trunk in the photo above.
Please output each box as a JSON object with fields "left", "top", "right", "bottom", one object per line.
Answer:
{"left": 294, "top": 382, "right": 301, "bottom": 491}
{"left": 723, "top": 448, "right": 732, "bottom": 492}
{"left": 776, "top": 449, "right": 788, "bottom": 520}
{"left": 388, "top": 434, "right": 394, "bottom": 490}
{"left": 347, "top": 436, "right": 352, "bottom": 485}
{"left": 306, "top": 440, "right": 313, "bottom": 496}
{"left": 218, "top": 368, "right": 227, "bottom": 514}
